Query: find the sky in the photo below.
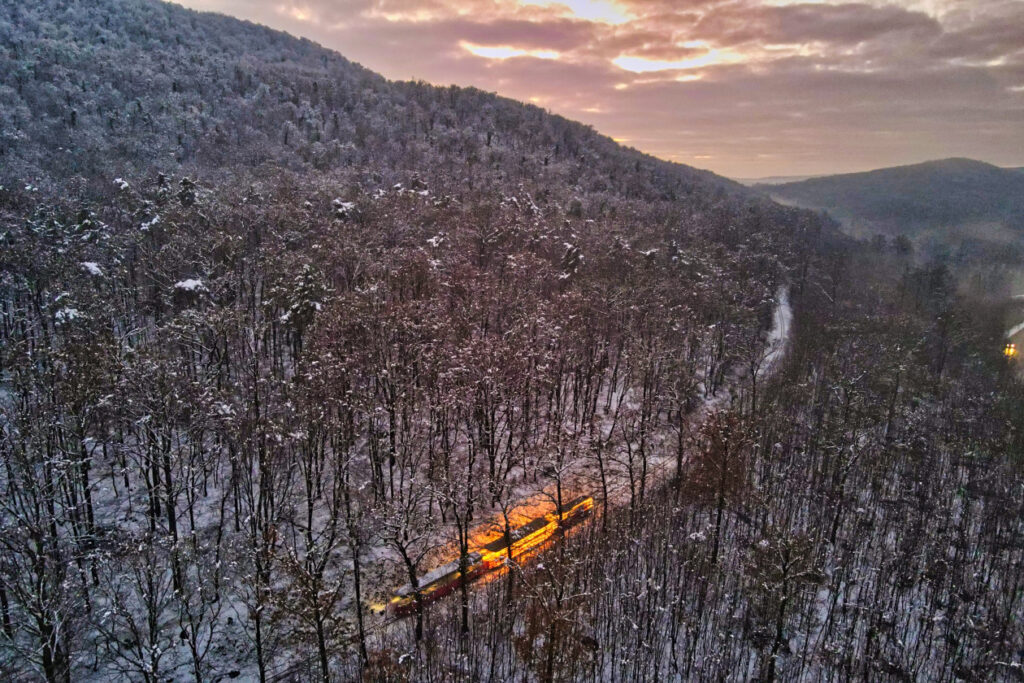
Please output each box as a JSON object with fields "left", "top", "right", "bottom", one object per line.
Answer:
{"left": 176, "top": 0, "right": 1024, "bottom": 178}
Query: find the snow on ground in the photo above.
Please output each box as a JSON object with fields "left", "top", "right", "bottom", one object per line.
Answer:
{"left": 1004, "top": 293, "right": 1024, "bottom": 338}
{"left": 359, "top": 285, "right": 797, "bottom": 643}
{"left": 174, "top": 278, "right": 207, "bottom": 291}
{"left": 81, "top": 261, "right": 104, "bottom": 276}
{"left": 55, "top": 307, "right": 83, "bottom": 324}
{"left": 474, "top": 286, "right": 794, "bottom": 532}
{"left": 75, "top": 284, "right": 796, "bottom": 680}
{"left": 759, "top": 285, "right": 792, "bottom": 379}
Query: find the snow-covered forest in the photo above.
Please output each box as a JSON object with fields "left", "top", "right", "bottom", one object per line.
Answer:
{"left": 1, "top": 0, "right": 1022, "bottom": 681}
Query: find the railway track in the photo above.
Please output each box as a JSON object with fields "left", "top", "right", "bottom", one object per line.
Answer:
{"left": 269, "top": 287, "right": 792, "bottom": 679}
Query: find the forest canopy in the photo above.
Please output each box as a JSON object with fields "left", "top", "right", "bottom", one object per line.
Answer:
{"left": 1, "top": 1, "right": 1022, "bottom": 681}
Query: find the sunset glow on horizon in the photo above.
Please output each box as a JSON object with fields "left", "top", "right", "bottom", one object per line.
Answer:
{"left": 179, "top": 0, "right": 1023, "bottom": 177}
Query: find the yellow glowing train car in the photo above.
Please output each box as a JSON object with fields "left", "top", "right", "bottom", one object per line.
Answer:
{"left": 388, "top": 553, "right": 486, "bottom": 617}
{"left": 552, "top": 495, "right": 595, "bottom": 528}
{"left": 387, "top": 495, "right": 594, "bottom": 616}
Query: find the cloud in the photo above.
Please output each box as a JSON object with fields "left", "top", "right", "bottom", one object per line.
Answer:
{"left": 612, "top": 46, "right": 743, "bottom": 73}
{"left": 460, "top": 41, "right": 562, "bottom": 59}
{"left": 691, "top": 2, "right": 942, "bottom": 47}
{"left": 519, "top": 0, "right": 634, "bottom": 24}
{"left": 178, "top": 0, "right": 1024, "bottom": 177}
{"left": 929, "top": 3, "right": 1024, "bottom": 62}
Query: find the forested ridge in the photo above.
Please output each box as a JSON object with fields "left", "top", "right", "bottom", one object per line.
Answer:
{"left": 0, "top": 0, "right": 742, "bottom": 203}
{"left": 761, "top": 159, "right": 1024, "bottom": 270}
{"left": 762, "top": 159, "right": 1024, "bottom": 235}
{"left": 1, "top": 1, "right": 1023, "bottom": 682}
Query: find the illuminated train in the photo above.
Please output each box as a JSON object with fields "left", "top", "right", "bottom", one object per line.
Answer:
{"left": 388, "top": 496, "right": 594, "bottom": 616}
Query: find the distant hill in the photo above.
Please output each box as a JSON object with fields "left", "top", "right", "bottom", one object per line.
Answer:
{"left": 758, "top": 159, "right": 1024, "bottom": 238}
{"left": 735, "top": 174, "right": 820, "bottom": 186}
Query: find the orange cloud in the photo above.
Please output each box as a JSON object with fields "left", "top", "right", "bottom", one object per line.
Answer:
{"left": 461, "top": 40, "right": 562, "bottom": 59}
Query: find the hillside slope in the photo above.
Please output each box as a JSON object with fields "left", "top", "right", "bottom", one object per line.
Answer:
{"left": 0, "top": 0, "right": 745, "bottom": 205}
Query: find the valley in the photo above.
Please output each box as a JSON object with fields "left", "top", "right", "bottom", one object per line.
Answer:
{"left": 1, "top": 1, "right": 1022, "bottom": 681}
